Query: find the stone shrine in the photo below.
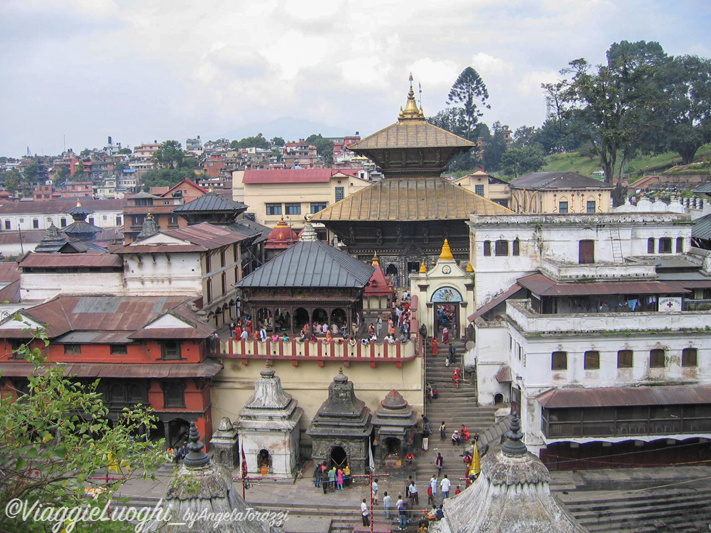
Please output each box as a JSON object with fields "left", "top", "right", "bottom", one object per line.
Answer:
{"left": 237, "top": 369, "right": 303, "bottom": 478}
{"left": 371, "top": 390, "right": 417, "bottom": 468}
{"left": 433, "top": 416, "right": 586, "bottom": 533}
{"left": 307, "top": 370, "right": 373, "bottom": 473}
{"left": 210, "top": 416, "right": 239, "bottom": 469}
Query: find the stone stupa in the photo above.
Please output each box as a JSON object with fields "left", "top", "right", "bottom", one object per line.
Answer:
{"left": 433, "top": 416, "right": 587, "bottom": 533}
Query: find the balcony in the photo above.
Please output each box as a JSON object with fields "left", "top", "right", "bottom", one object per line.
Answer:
{"left": 506, "top": 299, "right": 711, "bottom": 336}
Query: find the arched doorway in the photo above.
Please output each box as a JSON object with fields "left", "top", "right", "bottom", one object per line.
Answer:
{"left": 383, "top": 437, "right": 401, "bottom": 460}
{"left": 331, "top": 308, "right": 347, "bottom": 331}
{"left": 431, "top": 286, "right": 463, "bottom": 340}
{"left": 386, "top": 264, "right": 398, "bottom": 287}
{"left": 295, "top": 308, "right": 309, "bottom": 333}
{"left": 258, "top": 449, "right": 271, "bottom": 474}
{"left": 494, "top": 393, "right": 504, "bottom": 405}
{"left": 313, "top": 308, "right": 328, "bottom": 329}
{"left": 330, "top": 446, "right": 348, "bottom": 469}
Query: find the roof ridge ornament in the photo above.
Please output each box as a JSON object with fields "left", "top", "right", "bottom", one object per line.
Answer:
{"left": 439, "top": 239, "right": 454, "bottom": 261}
{"left": 398, "top": 74, "right": 426, "bottom": 122}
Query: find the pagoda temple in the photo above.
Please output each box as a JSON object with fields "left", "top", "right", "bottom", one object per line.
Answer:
{"left": 310, "top": 77, "right": 512, "bottom": 287}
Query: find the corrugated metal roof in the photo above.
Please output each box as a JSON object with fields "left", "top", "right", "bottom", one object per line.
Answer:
{"left": 54, "top": 331, "right": 134, "bottom": 344}
{"left": 468, "top": 283, "right": 523, "bottom": 321}
{"left": 517, "top": 273, "right": 689, "bottom": 296}
{"left": 242, "top": 168, "right": 360, "bottom": 184}
{"left": 164, "top": 222, "right": 251, "bottom": 248}
{"left": 495, "top": 365, "right": 512, "bottom": 383}
{"left": 510, "top": 172, "right": 613, "bottom": 190}
{"left": 238, "top": 240, "right": 374, "bottom": 288}
{"left": 693, "top": 183, "right": 711, "bottom": 193}
{"left": 2, "top": 295, "right": 211, "bottom": 339}
{"left": 173, "top": 193, "right": 247, "bottom": 213}
{"left": 538, "top": 384, "right": 711, "bottom": 408}
{"left": 19, "top": 253, "right": 123, "bottom": 269}
{"left": 693, "top": 213, "right": 711, "bottom": 240}
{"left": 310, "top": 178, "right": 512, "bottom": 222}
{"left": 0, "top": 359, "right": 223, "bottom": 379}
{"left": 350, "top": 120, "right": 475, "bottom": 150}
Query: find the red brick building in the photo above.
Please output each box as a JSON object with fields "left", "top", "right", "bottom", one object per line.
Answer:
{"left": 0, "top": 295, "right": 220, "bottom": 448}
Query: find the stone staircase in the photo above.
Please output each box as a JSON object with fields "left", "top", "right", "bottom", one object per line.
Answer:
{"left": 417, "top": 339, "right": 498, "bottom": 487}
{"left": 559, "top": 487, "right": 711, "bottom": 532}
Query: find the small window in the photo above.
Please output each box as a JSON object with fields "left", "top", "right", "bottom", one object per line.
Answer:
{"left": 64, "top": 344, "right": 82, "bottom": 355}
{"left": 495, "top": 240, "right": 509, "bottom": 256}
{"left": 682, "top": 348, "right": 697, "bottom": 367}
{"left": 559, "top": 201, "right": 568, "bottom": 214}
{"left": 475, "top": 184, "right": 485, "bottom": 196}
{"left": 512, "top": 239, "right": 520, "bottom": 256}
{"left": 60, "top": 218, "right": 67, "bottom": 227}
{"left": 483, "top": 241, "right": 491, "bottom": 256}
{"left": 579, "top": 240, "right": 595, "bottom": 264}
{"left": 676, "top": 237, "right": 684, "bottom": 253}
{"left": 163, "top": 382, "right": 185, "bottom": 408}
{"left": 4, "top": 220, "right": 10, "bottom": 230}
{"left": 266, "top": 203, "right": 282, "bottom": 216}
{"left": 659, "top": 237, "right": 672, "bottom": 253}
{"left": 10, "top": 339, "right": 26, "bottom": 360}
{"left": 586, "top": 200, "right": 596, "bottom": 213}
{"left": 310, "top": 202, "right": 327, "bottom": 214}
{"left": 335, "top": 186, "right": 345, "bottom": 202}
{"left": 110, "top": 345, "right": 128, "bottom": 355}
{"left": 647, "top": 238, "right": 655, "bottom": 254}
{"left": 32, "top": 219, "right": 39, "bottom": 229}
{"left": 650, "top": 349, "right": 665, "bottom": 368}
{"left": 618, "top": 350, "right": 633, "bottom": 368}
{"left": 551, "top": 351, "right": 567, "bottom": 370}
{"left": 161, "top": 340, "right": 182, "bottom": 360}
{"left": 116, "top": 216, "right": 123, "bottom": 226}
{"left": 584, "top": 350, "right": 600, "bottom": 370}
{"left": 285, "top": 203, "right": 301, "bottom": 215}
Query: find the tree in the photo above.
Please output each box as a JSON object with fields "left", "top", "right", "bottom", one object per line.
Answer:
{"left": 3, "top": 170, "right": 20, "bottom": 194}
{"left": 118, "top": 148, "right": 132, "bottom": 155}
{"left": 53, "top": 165, "right": 70, "bottom": 187}
{"left": 113, "top": 161, "right": 127, "bottom": 175}
{"left": 230, "top": 136, "right": 270, "bottom": 150}
{"left": 141, "top": 168, "right": 204, "bottom": 189}
{"left": 544, "top": 41, "right": 668, "bottom": 184}
{"left": 0, "top": 326, "right": 164, "bottom": 532}
{"left": 511, "top": 126, "right": 537, "bottom": 148}
{"left": 501, "top": 145, "right": 546, "bottom": 178}
{"left": 446, "top": 67, "right": 490, "bottom": 141}
{"left": 73, "top": 160, "right": 86, "bottom": 178}
{"left": 481, "top": 122, "right": 508, "bottom": 173}
{"left": 660, "top": 55, "right": 711, "bottom": 164}
{"left": 305, "top": 134, "right": 334, "bottom": 166}
{"left": 22, "top": 161, "right": 40, "bottom": 184}
{"left": 153, "top": 140, "right": 184, "bottom": 169}
{"left": 270, "top": 137, "right": 285, "bottom": 147}
{"left": 531, "top": 118, "right": 580, "bottom": 154}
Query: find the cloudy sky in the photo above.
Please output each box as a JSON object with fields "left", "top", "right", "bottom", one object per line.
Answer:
{"left": 1, "top": 0, "right": 710, "bottom": 157}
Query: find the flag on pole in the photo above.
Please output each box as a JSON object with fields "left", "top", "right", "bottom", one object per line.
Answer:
{"left": 469, "top": 441, "right": 481, "bottom": 477}
{"left": 368, "top": 438, "right": 375, "bottom": 472}
{"left": 241, "top": 443, "right": 248, "bottom": 479}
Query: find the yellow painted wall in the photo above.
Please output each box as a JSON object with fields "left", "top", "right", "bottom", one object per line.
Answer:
{"left": 210, "top": 357, "right": 424, "bottom": 442}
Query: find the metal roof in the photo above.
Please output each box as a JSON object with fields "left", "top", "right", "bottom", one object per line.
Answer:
{"left": 350, "top": 120, "right": 475, "bottom": 150}
{"left": 516, "top": 273, "right": 689, "bottom": 296}
{"left": 0, "top": 359, "right": 223, "bottom": 379}
{"left": 310, "top": 177, "right": 512, "bottom": 222}
{"left": 238, "top": 240, "right": 374, "bottom": 288}
{"left": 173, "top": 193, "right": 247, "bottom": 213}
{"left": 19, "top": 253, "right": 123, "bottom": 269}
{"left": 468, "top": 283, "right": 523, "bottom": 321}
{"left": 538, "top": 384, "right": 711, "bottom": 409}
{"left": 510, "top": 172, "right": 613, "bottom": 190}
{"left": 2, "top": 295, "right": 212, "bottom": 339}
{"left": 164, "top": 223, "right": 252, "bottom": 248}
{"left": 62, "top": 220, "right": 102, "bottom": 235}
{"left": 693, "top": 213, "right": 711, "bottom": 240}
{"left": 693, "top": 182, "right": 711, "bottom": 194}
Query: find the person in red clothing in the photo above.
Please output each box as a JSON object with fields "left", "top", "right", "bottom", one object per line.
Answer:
{"left": 452, "top": 367, "right": 461, "bottom": 388}
{"left": 431, "top": 337, "right": 438, "bottom": 356}
{"left": 455, "top": 486, "right": 462, "bottom": 495}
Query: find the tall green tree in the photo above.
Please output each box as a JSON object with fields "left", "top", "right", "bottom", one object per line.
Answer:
{"left": 230, "top": 136, "right": 270, "bottom": 150}
{"left": 270, "top": 137, "right": 285, "bottom": 147}
{"left": 544, "top": 40, "right": 668, "bottom": 184}
{"left": 3, "top": 170, "right": 21, "bottom": 193}
{"left": 22, "top": 161, "right": 41, "bottom": 184}
{"left": 153, "top": 140, "right": 184, "bottom": 169}
{"left": 501, "top": 145, "right": 546, "bottom": 178}
{"left": 660, "top": 55, "right": 711, "bottom": 164}
{"left": 0, "top": 326, "right": 164, "bottom": 532}
{"left": 73, "top": 160, "right": 86, "bottom": 177}
{"left": 446, "top": 66, "right": 490, "bottom": 141}
{"left": 305, "top": 134, "right": 334, "bottom": 166}
{"left": 53, "top": 165, "right": 70, "bottom": 186}
{"left": 481, "top": 122, "right": 508, "bottom": 173}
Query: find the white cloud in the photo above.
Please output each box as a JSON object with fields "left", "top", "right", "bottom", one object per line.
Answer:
{"left": 516, "top": 70, "right": 562, "bottom": 96}
{"left": 471, "top": 53, "right": 513, "bottom": 78}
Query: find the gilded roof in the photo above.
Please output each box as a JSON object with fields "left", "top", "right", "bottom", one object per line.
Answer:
{"left": 349, "top": 120, "right": 475, "bottom": 151}
{"left": 309, "top": 178, "right": 513, "bottom": 222}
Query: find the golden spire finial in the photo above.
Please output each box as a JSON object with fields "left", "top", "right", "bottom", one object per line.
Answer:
{"left": 76, "top": 200, "right": 82, "bottom": 207}
{"left": 146, "top": 212, "right": 153, "bottom": 220}
{"left": 399, "top": 74, "right": 425, "bottom": 122}
{"left": 419, "top": 261, "right": 427, "bottom": 273}
{"left": 439, "top": 239, "right": 454, "bottom": 261}
{"left": 371, "top": 253, "right": 380, "bottom": 267}
{"left": 466, "top": 262, "right": 474, "bottom": 273}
